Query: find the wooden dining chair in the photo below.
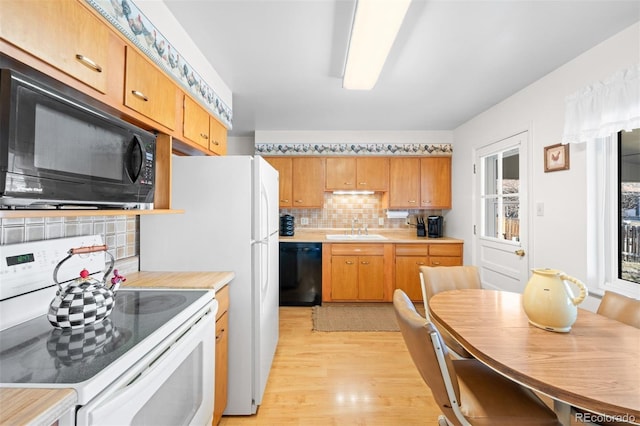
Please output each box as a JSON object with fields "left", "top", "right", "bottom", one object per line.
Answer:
{"left": 393, "top": 289, "right": 561, "bottom": 426}
{"left": 419, "top": 265, "right": 482, "bottom": 359}
{"left": 596, "top": 290, "right": 640, "bottom": 328}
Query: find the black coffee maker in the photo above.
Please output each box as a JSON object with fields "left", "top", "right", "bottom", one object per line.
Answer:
{"left": 280, "top": 215, "right": 295, "bottom": 236}
{"left": 427, "top": 216, "right": 443, "bottom": 238}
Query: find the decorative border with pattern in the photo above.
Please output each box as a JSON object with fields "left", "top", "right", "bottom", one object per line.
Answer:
{"left": 85, "top": 0, "right": 233, "bottom": 129}
{"left": 255, "top": 143, "right": 453, "bottom": 156}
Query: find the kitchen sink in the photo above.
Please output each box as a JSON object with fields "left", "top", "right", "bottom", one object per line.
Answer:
{"left": 325, "top": 234, "right": 388, "bottom": 241}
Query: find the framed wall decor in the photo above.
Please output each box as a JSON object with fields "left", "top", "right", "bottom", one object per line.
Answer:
{"left": 544, "top": 143, "right": 570, "bottom": 172}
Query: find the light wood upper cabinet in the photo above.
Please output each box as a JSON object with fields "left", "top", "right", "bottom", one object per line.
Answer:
{"left": 209, "top": 117, "right": 227, "bottom": 156}
{"left": 0, "top": 0, "right": 111, "bottom": 94}
{"left": 183, "top": 95, "right": 210, "bottom": 150}
{"left": 326, "top": 158, "right": 356, "bottom": 190}
{"left": 420, "top": 157, "right": 451, "bottom": 209}
{"left": 292, "top": 158, "right": 325, "bottom": 207}
{"left": 389, "top": 157, "right": 452, "bottom": 209}
{"left": 265, "top": 157, "right": 293, "bottom": 207}
{"left": 325, "top": 157, "right": 389, "bottom": 191}
{"left": 389, "top": 158, "right": 421, "bottom": 208}
{"left": 124, "top": 47, "right": 177, "bottom": 130}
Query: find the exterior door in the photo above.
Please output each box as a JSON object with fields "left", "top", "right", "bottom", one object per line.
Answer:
{"left": 475, "top": 132, "right": 529, "bottom": 292}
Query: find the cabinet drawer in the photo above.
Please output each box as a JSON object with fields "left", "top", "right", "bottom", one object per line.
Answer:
{"left": 330, "top": 243, "right": 385, "bottom": 256}
{"left": 395, "top": 244, "right": 429, "bottom": 256}
{"left": 215, "top": 285, "right": 230, "bottom": 320}
{"left": 429, "top": 257, "right": 462, "bottom": 267}
{"left": 429, "top": 244, "right": 462, "bottom": 257}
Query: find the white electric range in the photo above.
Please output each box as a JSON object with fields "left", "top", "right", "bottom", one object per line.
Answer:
{"left": 0, "top": 235, "right": 217, "bottom": 425}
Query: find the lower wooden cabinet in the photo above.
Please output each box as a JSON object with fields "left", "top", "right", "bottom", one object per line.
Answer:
{"left": 394, "top": 244, "right": 463, "bottom": 301}
{"left": 323, "top": 242, "right": 463, "bottom": 303}
{"left": 213, "top": 286, "right": 229, "bottom": 425}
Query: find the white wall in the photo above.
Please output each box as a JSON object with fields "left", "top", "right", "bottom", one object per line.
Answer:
{"left": 255, "top": 130, "right": 453, "bottom": 145}
{"left": 228, "top": 136, "right": 256, "bottom": 155}
{"left": 450, "top": 22, "right": 640, "bottom": 309}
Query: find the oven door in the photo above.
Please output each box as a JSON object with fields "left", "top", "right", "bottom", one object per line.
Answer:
{"left": 76, "top": 301, "right": 216, "bottom": 426}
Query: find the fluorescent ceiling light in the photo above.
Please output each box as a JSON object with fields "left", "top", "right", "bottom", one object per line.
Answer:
{"left": 343, "top": 0, "right": 411, "bottom": 90}
{"left": 333, "top": 190, "right": 375, "bottom": 195}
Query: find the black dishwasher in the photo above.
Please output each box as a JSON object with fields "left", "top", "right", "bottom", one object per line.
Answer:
{"left": 279, "top": 242, "right": 322, "bottom": 306}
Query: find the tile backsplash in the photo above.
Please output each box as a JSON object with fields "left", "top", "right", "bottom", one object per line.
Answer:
{"left": 280, "top": 192, "right": 441, "bottom": 229}
{"left": 0, "top": 215, "right": 138, "bottom": 263}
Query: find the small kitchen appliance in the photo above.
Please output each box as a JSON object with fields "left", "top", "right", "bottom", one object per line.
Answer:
{"left": 0, "top": 58, "right": 156, "bottom": 210}
{"left": 427, "top": 215, "right": 444, "bottom": 238}
{"left": 280, "top": 214, "right": 295, "bottom": 236}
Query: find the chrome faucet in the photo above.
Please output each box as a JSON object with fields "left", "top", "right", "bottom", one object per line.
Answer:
{"left": 351, "top": 217, "right": 358, "bottom": 235}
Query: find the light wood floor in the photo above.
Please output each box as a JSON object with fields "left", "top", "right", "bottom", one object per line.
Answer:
{"left": 219, "top": 306, "right": 440, "bottom": 425}
{"left": 219, "top": 307, "right": 577, "bottom": 426}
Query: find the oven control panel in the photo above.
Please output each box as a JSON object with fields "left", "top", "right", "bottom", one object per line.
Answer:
{"left": 0, "top": 234, "right": 106, "bottom": 301}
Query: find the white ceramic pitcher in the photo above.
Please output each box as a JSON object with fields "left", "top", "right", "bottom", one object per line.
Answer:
{"left": 522, "top": 268, "right": 588, "bottom": 332}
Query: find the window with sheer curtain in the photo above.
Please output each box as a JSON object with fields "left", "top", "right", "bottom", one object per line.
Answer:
{"left": 563, "top": 63, "right": 640, "bottom": 298}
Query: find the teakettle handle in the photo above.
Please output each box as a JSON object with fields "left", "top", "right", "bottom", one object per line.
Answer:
{"left": 560, "top": 273, "right": 589, "bottom": 306}
{"left": 53, "top": 245, "right": 115, "bottom": 291}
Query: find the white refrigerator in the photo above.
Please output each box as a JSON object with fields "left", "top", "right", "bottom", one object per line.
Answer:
{"left": 139, "top": 155, "right": 279, "bottom": 415}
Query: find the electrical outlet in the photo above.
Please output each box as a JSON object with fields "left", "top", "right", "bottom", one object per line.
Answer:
{"left": 536, "top": 202, "right": 544, "bottom": 217}
{"left": 301, "top": 217, "right": 309, "bottom": 225}
{"left": 378, "top": 217, "right": 384, "bottom": 226}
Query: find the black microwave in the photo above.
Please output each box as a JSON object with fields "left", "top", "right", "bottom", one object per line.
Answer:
{"left": 0, "top": 68, "right": 156, "bottom": 209}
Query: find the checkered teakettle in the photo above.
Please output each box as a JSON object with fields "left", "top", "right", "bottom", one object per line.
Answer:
{"left": 47, "top": 244, "right": 126, "bottom": 330}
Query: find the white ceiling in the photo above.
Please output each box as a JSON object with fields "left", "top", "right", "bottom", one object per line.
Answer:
{"left": 163, "top": 0, "right": 640, "bottom": 137}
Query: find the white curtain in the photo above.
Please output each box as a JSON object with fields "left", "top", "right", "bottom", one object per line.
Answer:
{"left": 562, "top": 63, "right": 640, "bottom": 144}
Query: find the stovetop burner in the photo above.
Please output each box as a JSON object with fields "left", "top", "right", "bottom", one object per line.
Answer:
{"left": 0, "top": 289, "right": 207, "bottom": 385}
{"left": 116, "top": 292, "right": 188, "bottom": 315}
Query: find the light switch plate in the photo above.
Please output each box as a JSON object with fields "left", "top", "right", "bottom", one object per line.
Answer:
{"left": 301, "top": 217, "right": 309, "bottom": 225}
{"left": 378, "top": 217, "right": 384, "bottom": 226}
{"left": 536, "top": 202, "right": 544, "bottom": 216}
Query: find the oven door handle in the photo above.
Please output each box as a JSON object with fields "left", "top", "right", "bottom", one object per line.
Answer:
{"left": 75, "top": 303, "right": 216, "bottom": 426}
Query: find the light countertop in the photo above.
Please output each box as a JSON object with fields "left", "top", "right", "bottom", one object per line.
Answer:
{"left": 0, "top": 270, "right": 234, "bottom": 425}
{"left": 279, "top": 228, "right": 463, "bottom": 244}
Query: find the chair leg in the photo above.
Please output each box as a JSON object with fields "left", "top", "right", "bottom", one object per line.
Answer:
{"left": 438, "top": 415, "right": 452, "bottom": 426}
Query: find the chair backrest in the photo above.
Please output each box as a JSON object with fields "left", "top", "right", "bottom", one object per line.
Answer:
{"left": 393, "top": 289, "right": 463, "bottom": 425}
{"left": 419, "top": 265, "right": 481, "bottom": 321}
{"left": 597, "top": 291, "right": 640, "bottom": 329}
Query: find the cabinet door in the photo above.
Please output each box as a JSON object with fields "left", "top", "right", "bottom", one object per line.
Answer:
{"left": 124, "top": 47, "right": 177, "bottom": 130}
{"left": 0, "top": 0, "right": 111, "bottom": 93}
{"left": 209, "top": 117, "right": 227, "bottom": 156}
{"left": 358, "top": 256, "right": 385, "bottom": 300}
{"left": 395, "top": 256, "right": 428, "bottom": 301}
{"left": 183, "top": 95, "right": 210, "bottom": 150}
{"left": 331, "top": 256, "right": 359, "bottom": 300}
{"left": 265, "top": 157, "right": 293, "bottom": 207}
{"left": 292, "top": 158, "right": 325, "bottom": 207}
{"left": 325, "top": 158, "right": 356, "bottom": 190}
{"left": 356, "top": 158, "right": 389, "bottom": 191}
{"left": 389, "top": 158, "right": 420, "bottom": 208}
{"left": 213, "top": 311, "right": 228, "bottom": 425}
{"left": 420, "top": 157, "right": 452, "bottom": 209}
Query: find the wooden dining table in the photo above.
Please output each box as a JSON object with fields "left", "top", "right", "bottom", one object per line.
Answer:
{"left": 428, "top": 289, "right": 640, "bottom": 426}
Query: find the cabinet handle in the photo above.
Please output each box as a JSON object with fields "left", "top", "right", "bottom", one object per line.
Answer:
{"left": 131, "top": 90, "right": 148, "bottom": 102}
{"left": 345, "top": 261, "right": 354, "bottom": 265}
{"left": 295, "top": 200, "right": 303, "bottom": 203}
{"left": 200, "top": 133, "right": 209, "bottom": 140}
{"left": 416, "top": 261, "right": 425, "bottom": 265}
{"left": 408, "top": 200, "right": 416, "bottom": 203}
{"left": 432, "top": 261, "right": 441, "bottom": 265}
{"left": 75, "top": 54, "right": 102, "bottom": 73}
{"left": 280, "top": 199, "right": 290, "bottom": 203}
{"left": 360, "top": 261, "right": 370, "bottom": 265}
{"left": 344, "top": 182, "right": 352, "bottom": 185}
{"left": 358, "top": 182, "right": 367, "bottom": 186}
{"left": 212, "top": 140, "right": 220, "bottom": 145}
{"left": 422, "top": 200, "right": 432, "bottom": 205}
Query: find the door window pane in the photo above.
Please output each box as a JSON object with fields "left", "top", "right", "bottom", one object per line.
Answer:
{"left": 481, "top": 147, "right": 520, "bottom": 241}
